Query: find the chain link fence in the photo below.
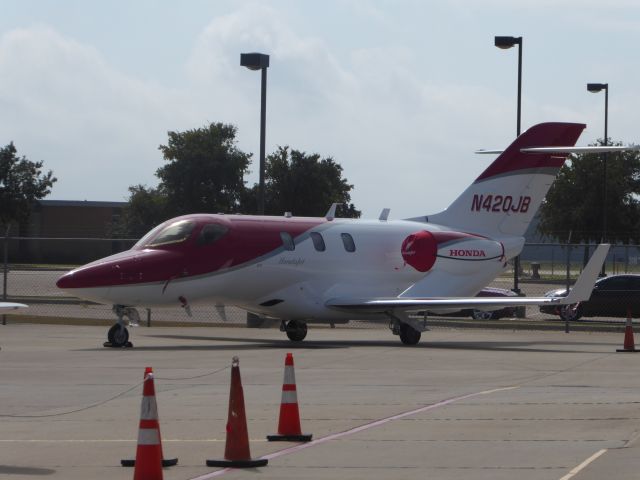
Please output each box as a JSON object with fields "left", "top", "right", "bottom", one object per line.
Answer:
{"left": 2, "top": 236, "right": 639, "bottom": 328}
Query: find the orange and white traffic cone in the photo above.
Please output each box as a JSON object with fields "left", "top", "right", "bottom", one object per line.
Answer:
{"left": 617, "top": 309, "right": 638, "bottom": 352}
{"left": 122, "top": 368, "right": 178, "bottom": 468}
{"left": 206, "top": 356, "right": 268, "bottom": 468}
{"left": 128, "top": 369, "right": 163, "bottom": 480}
{"left": 267, "top": 353, "right": 312, "bottom": 442}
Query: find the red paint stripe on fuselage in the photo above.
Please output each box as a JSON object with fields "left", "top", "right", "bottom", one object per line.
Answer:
{"left": 57, "top": 214, "right": 326, "bottom": 289}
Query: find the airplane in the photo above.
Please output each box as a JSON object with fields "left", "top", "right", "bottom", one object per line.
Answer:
{"left": 0, "top": 302, "right": 27, "bottom": 311}
{"left": 56, "top": 122, "right": 616, "bottom": 347}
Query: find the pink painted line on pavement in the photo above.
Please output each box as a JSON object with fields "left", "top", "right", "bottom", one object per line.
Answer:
{"left": 189, "top": 385, "right": 517, "bottom": 480}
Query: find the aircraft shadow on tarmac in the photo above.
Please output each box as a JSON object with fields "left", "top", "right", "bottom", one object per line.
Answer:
{"left": 76, "top": 334, "right": 612, "bottom": 353}
{"left": 0, "top": 466, "right": 56, "bottom": 476}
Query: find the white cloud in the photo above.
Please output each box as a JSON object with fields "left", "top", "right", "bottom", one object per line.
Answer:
{"left": 0, "top": 14, "right": 518, "bottom": 217}
{"left": 0, "top": 25, "right": 196, "bottom": 200}
{"left": 3, "top": 3, "right": 634, "bottom": 219}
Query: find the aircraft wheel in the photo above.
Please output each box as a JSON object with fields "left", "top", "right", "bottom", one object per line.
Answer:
{"left": 559, "top": 304, "right": 582, "bottom": 322}
{"left": 107, "top": 323, "right": 130, "bottom": 347}
{"left": 472, "top": 309, "right": 493, "bottom": 320}
{"left": 286, "top": 320, "right": 308, "bottom": 342}
{"left": 399, "top": 323, "right": 421, "bottom": 345}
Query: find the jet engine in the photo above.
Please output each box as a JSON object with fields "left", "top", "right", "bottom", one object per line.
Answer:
{"left": 401, "top": 230, "right": 437, "bottom": 272}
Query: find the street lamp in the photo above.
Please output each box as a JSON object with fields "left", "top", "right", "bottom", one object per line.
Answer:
{"left": 240, "top": 52, "right": 270, "bottom": 215}
{"left": 495, "top": 35, "right": 523, "bottom": 294}
{"left": 494, "top": 36, "right": 522, "bottom": 136}
{"left": 587, "top": 82, "right": 609, "bottom": 275}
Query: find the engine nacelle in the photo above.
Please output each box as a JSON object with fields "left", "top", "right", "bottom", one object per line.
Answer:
{"left": 434, "top": 231, "right": 504, "bottom": 274}
{"left": 401, "top": 230, "right": 437, "bottom": 272}
{"left": 401, "top": 230, "right": 504, "bottom": 275}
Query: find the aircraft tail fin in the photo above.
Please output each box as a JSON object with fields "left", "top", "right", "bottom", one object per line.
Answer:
{"left": 418, "top": 122, "right": 585, "bottom": 237}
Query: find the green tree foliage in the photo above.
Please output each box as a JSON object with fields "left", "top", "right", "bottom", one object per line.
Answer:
{"left": 117, "top": 123, "right": 251, "bottom": 236}
{"left": 157, "top": 123, "right": 251, "bottom": 215}
{"left": 112, "top": 185, "right": 170, "bottom": 237}
{"left": 118, "top": 124, "right": 361, "bottom": 237}
{"left": 538, "top": 140, "right": 640, "bottom": 244}
{"left": 0, "top": 142, "right": 56, "bottom": 228}
{"left": 257, "top": 146, "right": 360, "bottom": 218}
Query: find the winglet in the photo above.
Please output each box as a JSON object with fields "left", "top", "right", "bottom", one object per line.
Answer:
{"left": 562, "top": 244, "right": 610, "bottom": 304}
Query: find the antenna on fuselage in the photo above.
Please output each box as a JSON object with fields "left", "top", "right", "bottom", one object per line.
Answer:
{"left": 325, "top": 203, "right": 341, "bottom": 221}
{"left": 379, "top": 208, "right": 390, "bottom": 221}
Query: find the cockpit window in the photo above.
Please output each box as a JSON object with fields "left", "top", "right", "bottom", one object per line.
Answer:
{"left": 280, "top": 232, "right": 295, "bottom": 251}
{"left": 197, "top": 223, "right": 229, "bottom": 246}
{"left": 145, "top": 220, "right": 196, "bottom": 247}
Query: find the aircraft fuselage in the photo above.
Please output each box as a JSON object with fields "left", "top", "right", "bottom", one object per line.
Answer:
{"left": 57, "top": 214, "right": 517, "bottom": 322}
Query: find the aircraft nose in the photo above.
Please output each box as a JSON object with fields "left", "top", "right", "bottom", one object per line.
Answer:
{"left": 56, "top": 261, "right": 118, "bottom": 290}
{"left": 56, "top": 248, "right": 184, "bottom": 291}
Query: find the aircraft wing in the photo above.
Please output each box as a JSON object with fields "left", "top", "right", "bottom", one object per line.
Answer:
{"left": 0, "top": 302, "right": 28, "bottom": 311}
{"left": 327, "top": 244, "right": 609, "bottom": 314}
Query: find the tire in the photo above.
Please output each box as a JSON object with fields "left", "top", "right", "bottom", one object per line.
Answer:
{"left": 285, "top": 320, "right": 308, "bottom": 342}
{"left": 559, "top": 304, "right": 582, "bottom": 322}
{"left": 107, "top": 324, "right": 129, "bottom": 347}
{"left": 399, "top": 323, "right": 421, "bottom": 345}
{"left": 471, "top": 309, "right": 493, "bottom": 320}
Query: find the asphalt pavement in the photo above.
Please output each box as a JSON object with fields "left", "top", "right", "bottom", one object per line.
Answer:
{"left": 1, "top": 323, "right": 639, "bottom": 479}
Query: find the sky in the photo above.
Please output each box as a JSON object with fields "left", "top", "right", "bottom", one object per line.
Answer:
{"left": 1, "top": 0, "right": 639, "bottom": 220}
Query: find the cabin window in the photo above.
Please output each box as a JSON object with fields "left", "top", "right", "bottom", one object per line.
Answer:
{"left": 341, "top": 233, "right": 356, "bottom": 252}
{"left": 310, "top": 232, "right": 326, "bottom": 252}
{"left": 280, "top": 232, "right": 295, "bottom": 251}
{"left": 197, "top": 224, "right": 229, "bottom": 246}
{"left": 145, "top": 220, "right": 196, "bottom": 247}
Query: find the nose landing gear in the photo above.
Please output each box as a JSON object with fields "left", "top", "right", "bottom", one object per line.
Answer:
{"left": 103, "top": 305, "right": 137, "bottom": 348}
{"left": 280, "top": 319, "right": 308, "bottom": 342}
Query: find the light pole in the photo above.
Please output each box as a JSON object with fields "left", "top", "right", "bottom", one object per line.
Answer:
{"left": 587, "top": 82, "right": 609, "bottom": 275}
{"left": 495, "top": 35, "right": 523, "bottom": 294}
{"left": 495, "top": 36, "right": 522, "bottom": 137}
{"left": 240, "top": 52, "right": 270, "bottom": 215}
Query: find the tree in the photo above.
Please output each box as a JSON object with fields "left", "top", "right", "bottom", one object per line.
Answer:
{"left": 0, "top": 142, "right": 56, "bottom": 229}
{"left": 117, "top": 124, "right": 360, "bottom": 238}
{"left": 111, "top": 185, "right": 170, "bottom": 238}
{"left": 157, "top": 123, "right": 251, "bottom": 215}
{"left": 538, "top": 140, "right": 640, "bottom": 244}
{"left": 252, "top": 146, "right": 360, "bottom": 218}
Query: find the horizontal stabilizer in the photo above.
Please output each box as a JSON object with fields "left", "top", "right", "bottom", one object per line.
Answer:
{"left": 477, "top": 146, "right": 639, "bottom": 155}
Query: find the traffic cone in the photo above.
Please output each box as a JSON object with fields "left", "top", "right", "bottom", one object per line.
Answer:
{"left": 125, "top": 370, "right": 163, "bottom": 480}
{"left": 121, "top": 368, "right": 178, "bottom": 468}
{"left": 617, "top": 309, "right": 638, "bottom": 352}
{"left": 267, "top": 353, "right": 312, "bottom": 442}
{"left": 206, "top": 356, "right": 268, "bottom": 468}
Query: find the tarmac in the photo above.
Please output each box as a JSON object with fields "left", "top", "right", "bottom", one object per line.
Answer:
{"left": 1, "top": 322, "right": 640, "bottom": 479}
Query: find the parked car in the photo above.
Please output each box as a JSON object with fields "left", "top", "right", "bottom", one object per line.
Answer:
{"left": 540, "top": 274, "right": 640, "bottom": 321}
{"left": 428, "top": 287, "right": 519, "bottom": 320}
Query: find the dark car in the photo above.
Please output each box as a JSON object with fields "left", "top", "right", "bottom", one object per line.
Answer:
{"left": 540, "top": 274, "right": 640, "bottom": 321}
{"left": 429, "top": 287, "right": 518, "bottom": 320}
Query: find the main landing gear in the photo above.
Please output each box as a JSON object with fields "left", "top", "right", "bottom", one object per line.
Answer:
{"left": 280, "top": 319, "right": 308, "bottom": 342}
{"left": 104, "top": 305, "right": 138, "bottom": 348}
{"left": 388, "top": 313, "right": 428, "bottom": 346}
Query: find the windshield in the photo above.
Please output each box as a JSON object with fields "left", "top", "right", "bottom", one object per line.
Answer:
{"left": 143, "top": 220, "right": 196, "bottom": 247}
{"left": 197, "top": 223, "right": 229, "bottom": 246}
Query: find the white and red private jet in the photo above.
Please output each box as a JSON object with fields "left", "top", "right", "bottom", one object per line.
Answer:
{"left": 57, "top": 122, "right": 614, "bottom": 347}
